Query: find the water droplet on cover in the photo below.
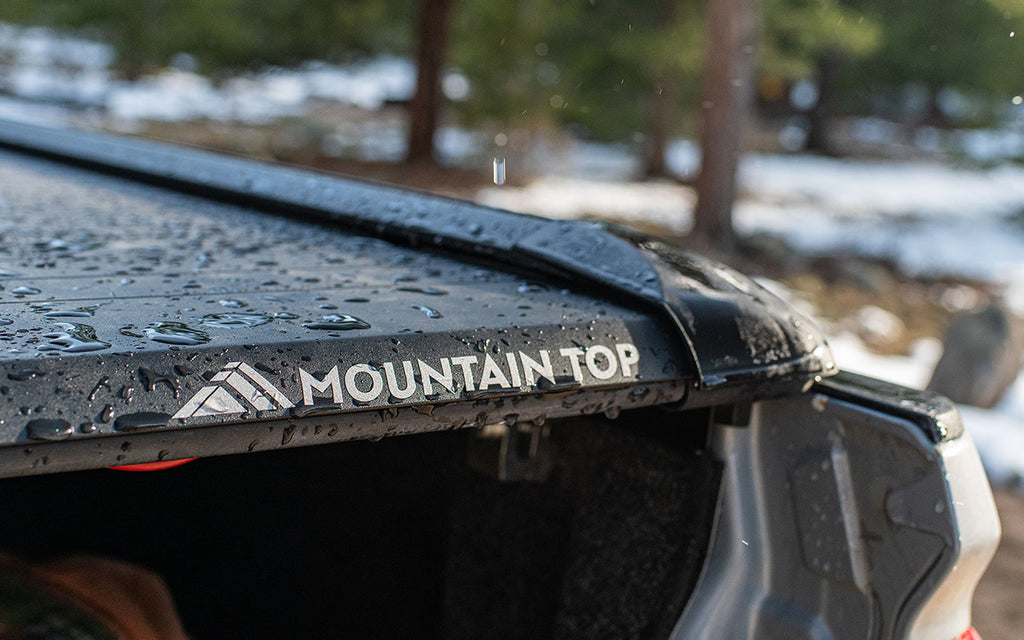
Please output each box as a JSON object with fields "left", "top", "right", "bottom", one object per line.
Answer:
{"left": 44, "top": 306, "right": 97, "bottom": 318}
{"left": 114, "top": 412, "right": 171, "bottom": 431}
{"left": 200, "top": 313, "right": 273, "bottom": 328}
{"left": 411, "top": 305, "right": 443, "bottom": 319}
{"left": 98, "top": 405, "right": 114, "bottom": 424}
{"left": 146, "top": 322, "right": 210, "bottom": 346}
{"left": 38, "top": 323, "right": 111, "bottom": 353}
{"left": 517, "top": 282, "right": 547, "bottom": 294}
{"left": 303, "top": 314, "right": 371, "bottom": 331}
{"left": 26, "top": 419, "right": 74, "bottom": 441}
{"left": 396, "top": 286, "right": 448, "bottom": 296}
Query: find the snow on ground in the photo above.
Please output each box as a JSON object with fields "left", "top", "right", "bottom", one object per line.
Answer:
{"left": 480, "top": 177, "right": 696, "bottom": 233}
{"left": 105, "top": 58, "right": 419, "bottom": 123}
{"left": 0, "top": 23, "right": 419, "bottom": 123}
{"left": 483, "top": 160, "right": 1024, "bottom": 482}
{"left": 737, "top": 156, "right": 1024, "bottom": 286}
{"left": 827, "top": 333, "right": 942, "bottom": 390}
{"left": 482, "top": 155, "right": 1024, "bottom": 304}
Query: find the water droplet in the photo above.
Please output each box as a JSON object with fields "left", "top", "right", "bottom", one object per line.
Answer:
{"left": 303, "top": 314, "right": 371, "bottom": 331}
{"left": 1014, "top": 95, "right": 1023, "bottom": 106}
{"left": 98, "top": 405, "right": 114, "bottom": 424}
{"left": 396, "top": 286, "right": 448, "bottom": 296}
{"left": 200, "top": 313, "right": 273, "bottom": 328}
{"left": 114, "top": 412, "right": 171, "bottom": 432}
{"left": 26, "top": 419, "right": 74, "bottom": 441}
{"left": 11, "top": 286, "right": 40, "bottom": 296}
{"left": 38, "top": 323, "right": 111, "bottom": 353}
{"left": 411, "top": 305, "right": 443, "bottom": 319}
{"left": 138, "top": 367, "right": 180, "bottom": 396}
{"left": 146, "top": 322, "right": 210, "bottom": 346}
{"left": 0, "top": 318, "right": 12, "bottom": 326}
{"left": 272, "top": 312, "right": 299, "bottom": 320}
{"left": 217, "top": 299, "right": 247, "bottom": 308}
{"left": 517, "top": 282, "right": 547, "bottom": 294}
{"left": 604, "top": 406, "right": 621, "bottom": 420}
{"left": 629, "top": 386, "right": 650, "bottom": 401}
{"left": 7, "top": 369, "right": 41, "bottom": 382}
{"left": 492, "top": 156, "right": 506, "bottom": 186}
{"left": 44, "top": 305, "right": 98, "bottom": 318}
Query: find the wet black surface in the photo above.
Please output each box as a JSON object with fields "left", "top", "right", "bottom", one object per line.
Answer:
{"left": 0, "top": 146, "right": 687, "bottom": 463}
{"left": 0, "top": 121, "right": 835, "bottom": 473}
{"left": 0, "top": 120, "right": 834, "bottom": 393}
{"left": 815, "top": 371, "right": 964, "bottom": 443}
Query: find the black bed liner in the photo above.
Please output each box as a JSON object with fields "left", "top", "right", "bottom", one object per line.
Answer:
{"left": 0, "top": 120, "right": 834, "bottom": 475}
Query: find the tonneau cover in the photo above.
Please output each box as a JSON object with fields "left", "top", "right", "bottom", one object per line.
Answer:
{"left": 0, "top": 121, "right": 834, "bottom": 475}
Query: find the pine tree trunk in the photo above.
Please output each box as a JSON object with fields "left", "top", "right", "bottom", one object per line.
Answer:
{"left": 692, "top": 0, "right": 757, "bottom": 250}
{"left": 645, "top": 73, "right": 676, "bottom": 179}
{"left": 805, "top": 53, "right": 839, "bottom": 156}
{"left": 407, "top": 0, "right": 455, "bottom": 164}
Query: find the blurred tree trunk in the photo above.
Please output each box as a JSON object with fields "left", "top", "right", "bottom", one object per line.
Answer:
{"left": 805, "top": 52, "right": 839, "bottom": 156}
{"left": 645, "top": 72, "right": 676, "bottom": 179}
{"left": 644, "top": 0, "right": 681, "bottom": 180}
{"left": 407, "top": 0, "right": 455, "bottom": 164}
{"left": 692, "top": 0, "right": 757, "bottom": 250}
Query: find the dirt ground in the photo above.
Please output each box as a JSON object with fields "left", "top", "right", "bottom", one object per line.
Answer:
{"left": 973, "top": 489, "right": 1024, "bottom": 640}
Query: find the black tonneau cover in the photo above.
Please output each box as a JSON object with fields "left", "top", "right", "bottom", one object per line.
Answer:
{"left": 0, "top": 121, "right": 833, "bottom": 475}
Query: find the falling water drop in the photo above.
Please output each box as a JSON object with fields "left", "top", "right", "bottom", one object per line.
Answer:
{"left": 492, "top": 156, "right": 506, "bottom": 186}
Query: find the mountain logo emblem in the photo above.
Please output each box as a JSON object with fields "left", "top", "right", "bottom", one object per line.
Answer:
{"left": 173, "top": 362, "right": 294, "bottom": 419}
